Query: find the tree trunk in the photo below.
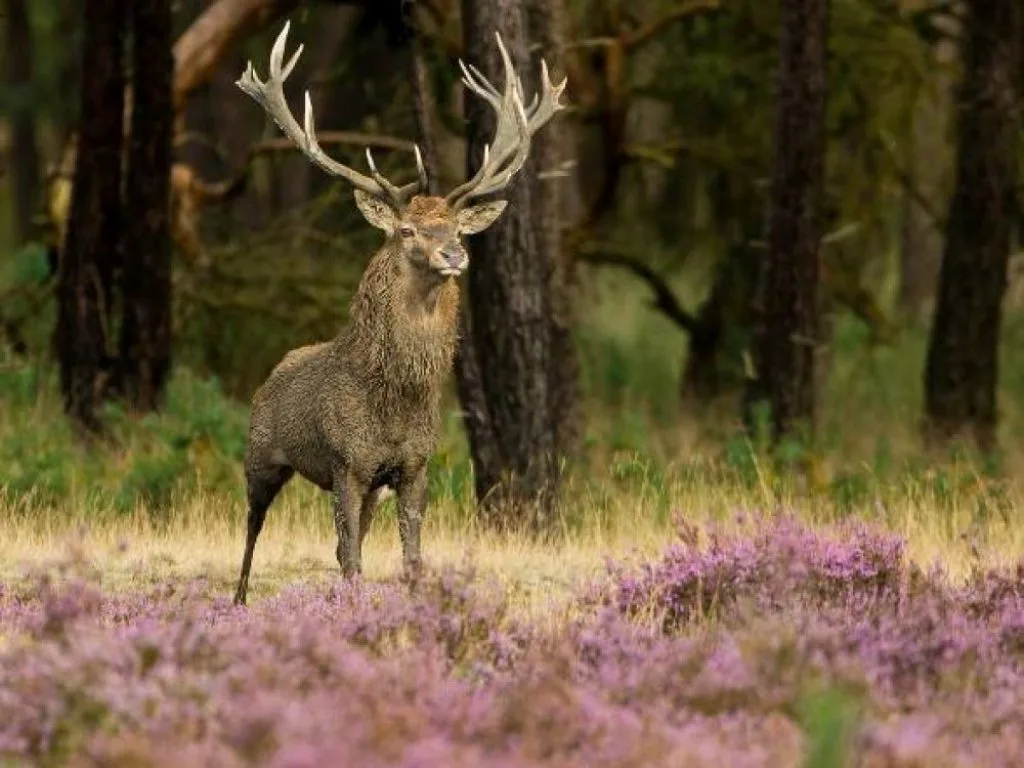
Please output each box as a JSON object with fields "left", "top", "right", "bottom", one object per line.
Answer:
{"left": 681, "top": 175, "right": 762, "bottom": 405}
{"left": 410, "top": 44, "right": 441, "bottom": 197}
{"left": 57, "top": 0, "right": 127, "bottom": 433}
{"left": 52, "top": 0, "right": 81, "bottom": 136}
{"left": 923, "top": 1, "right": 1020, "bottom": 452}
{"left": 746, "top": 0, "right": 829, "bottom": 442}
{"left": 898, "top": 21, "right": 958, "bottom": 321}
{"left": 3, "top": 0, "right": 41, "bottom": 245}
{"left": 527, "top": 0, "right": 582, "bottom": 462}
{"left": 681, "top": 244, "right": 760, "bottom": 406}
{"left": 119, "top": 0, "right": 174, "bottom": 412}
{"left": 456, "top": 0, "right": 564, "bottom": 525}
{"left": 301, "top": 6, "right": 364, "bottom": 203}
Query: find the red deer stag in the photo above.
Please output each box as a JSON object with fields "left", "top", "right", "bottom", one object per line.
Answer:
{"left": 232, "top": 21, "right": 567, "bottom": 604}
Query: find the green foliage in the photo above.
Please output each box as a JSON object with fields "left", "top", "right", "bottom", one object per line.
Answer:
{"left": 797, "top": 685, "right": 862, "bottom": 768}
{"left": 0, "top": 349, "right": 252, "bottom": 515}
{"left": 0, "top": 357, "right": 74, "bottom": 503}
{"left": 172, "top": 189, "right": 370, "bottom": 398}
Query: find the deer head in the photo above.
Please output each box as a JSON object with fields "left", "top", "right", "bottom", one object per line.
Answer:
{"left": 236, "top": 21, "right": 567, "bottom": 282}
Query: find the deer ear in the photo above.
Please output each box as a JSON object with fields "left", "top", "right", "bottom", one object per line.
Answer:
{"left": 456, "top": 200, "right": 508, "bottom": 235}
{"left": 353, "top": 190, "right": 399, "bottom": 233}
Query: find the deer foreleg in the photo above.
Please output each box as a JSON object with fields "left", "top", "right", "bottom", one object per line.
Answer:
{"left": 332, "top": 470, "right": 364, "bottom": 578}
{"left": 396, "top": 465, "right": 427, "bottom": 579}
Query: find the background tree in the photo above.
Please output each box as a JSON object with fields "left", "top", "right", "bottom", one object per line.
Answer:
{"left": 897, "top": 10, "right": 957, "bottom": 322}
{"left": 528, "top": 0, "right": 582, "bottom": 461}
{"left": 923, "top": 1, "right": 1021, "bottom": 452}
{"left": 746, "top": 0, "right": 830, "bottom": 443}
{"left": 56, "top": 0, "right": 126, "bottom": 433}
{"left": 455, "top": 0, "right": 575, "bottom": 524}
{"left": 118, "top": 0, "right": 174, "bottom": 411}
{"left": 2, "top": 0, "right": 41, "bottom": 244}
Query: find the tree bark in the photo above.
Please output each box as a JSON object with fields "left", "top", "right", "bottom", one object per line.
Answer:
{"left": 119, "top": 0, "right": 174, "bottom": 412}
{"left": 410, "top": 46, "right": 441, "bottom": 197}
{"left": 52, "top": 0, "right": 81, "bottom": 136}
{"left": 923, "top": 1, "right": 1020, "bottom": 452}
{"left": 527, "top": 0, "right": 582, "bottom": 463}
{"left": 57, "top": 0, "right": 127, "bottom": 433}
{"left": 456, "top": 0, "right": 564, "bottom": 525}
{"left": 746, "top": 0, "right": 829, "bottom": 442}
{"left": 3, "top": 0, "right": 41, "bottom": 245}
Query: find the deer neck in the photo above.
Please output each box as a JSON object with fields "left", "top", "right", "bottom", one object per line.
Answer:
{"left": 341, "top": 245, "right": 460, "bottom": 395}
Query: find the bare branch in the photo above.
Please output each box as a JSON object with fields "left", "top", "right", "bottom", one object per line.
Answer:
{"left": 622, "top": 0, "right": 722, "bottom": 51}
{"left": 173, "top": 0, "right": 303, "bottom": 111}
{"left": 578, "top": 244, "right": 699, "bottom": 334}
{"left": 252, "top": 131, "right": 417, "bottom": 155}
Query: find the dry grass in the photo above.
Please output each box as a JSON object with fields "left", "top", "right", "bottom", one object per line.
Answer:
{"left": 0, "top": 484, "right": 662, "bottom": 621}
{"left": 4, "top": 469, "right": 1024, "bottom": 622}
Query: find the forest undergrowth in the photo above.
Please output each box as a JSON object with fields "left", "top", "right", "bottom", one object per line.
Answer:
{"left": 3, "top": 290, "right": 1024, "bottom": 585}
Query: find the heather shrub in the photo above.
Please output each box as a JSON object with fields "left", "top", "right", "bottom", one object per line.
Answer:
{"left": 597, "top": 513, "right": 907, "bottom": 632}
{"left": 2, "top": 517, "right": 1024, "bottom": 767}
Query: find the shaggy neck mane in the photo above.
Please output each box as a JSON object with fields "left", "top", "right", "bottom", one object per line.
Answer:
{"left": 341, "top": 244, "right": 460, "bottom": 395}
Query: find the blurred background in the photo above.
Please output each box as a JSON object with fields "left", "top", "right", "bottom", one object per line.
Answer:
{"left": 0, "top": 0, "right": 1021, "bottom": 530}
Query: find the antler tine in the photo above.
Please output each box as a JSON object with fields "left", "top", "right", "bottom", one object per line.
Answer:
{"left": 458, "top": 53, "right": 526, "bottom": 161}
{"left": 413, "top": 145, "right": 428, "bottom": 191}
{"left": 460, "top": 57, "right": 523, "bottom": 161}
{"left": 445, "top": 30, "right": 568, "bottom": 210}
{"left": 237, "top": 21, "right": 423, "bottom": 207}
{"left": 364, "top": 147, "right": 422, "bottom": 201}
{"left": 270, "top": 18, "right": 304, "bottom": 82}
{"left": 526, "top": 59, "right": 569, "bottom": 133}
{"left": 524, "top": 90, "right": 540, "bottom": 117}
{"left": 460, "top": 60, "right": 500, "bottom": 105}
{"left": 364, "top": 149, "right": 402, "bottom": 199}
{"left": 445, "top": 32, "right": 527, "bottom": 208}
{"left": 466, "top": 97, "right": 531, "bottom": 199}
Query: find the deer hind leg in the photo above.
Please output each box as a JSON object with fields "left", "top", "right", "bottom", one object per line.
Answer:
{"left": 234, "top": 466, "right": 293, "bottom": 606}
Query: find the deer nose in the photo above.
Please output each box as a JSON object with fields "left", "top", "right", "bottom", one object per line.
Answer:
{"left": 440, "top": 246, "right": 464, "bottom": 267}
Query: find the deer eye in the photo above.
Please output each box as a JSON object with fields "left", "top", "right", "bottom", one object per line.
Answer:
{"left": 399, "top": 225, "right": 415, "bottom": 238}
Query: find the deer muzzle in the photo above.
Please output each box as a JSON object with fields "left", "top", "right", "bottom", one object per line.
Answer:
{"left": 437, "top": 245, "right": 467, "bottom": 277}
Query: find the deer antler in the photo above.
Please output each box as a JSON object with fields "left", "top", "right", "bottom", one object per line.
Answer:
{"left": 445, "top": 31, "right": 569, "bottom": 211}
{"left": 236, "top": 21, "right": 426, "bottom": 209}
